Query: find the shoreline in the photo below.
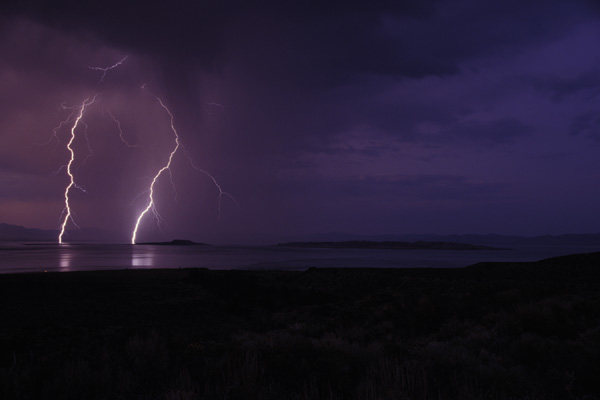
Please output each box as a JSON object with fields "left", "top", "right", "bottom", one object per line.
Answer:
{"left": 1, "top": 248, "right": 599, "bottom": 275}
{"left": 3, "top": 242, "right": 600, "bottom": 274}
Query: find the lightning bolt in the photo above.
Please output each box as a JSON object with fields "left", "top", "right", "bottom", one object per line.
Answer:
{"left": 44, "top": 57, "right": 230, "bottom": 244}
{"left": 182, "top": 148, "right": 238, "bottom": 218}
{"left": 34, "top": 103, "right": 79, "bottom": 150}
{"left": 106, "top": 108, "right": 141, "bottom": 148}
{"left": 77, "top": 119, "right": 95, "bottom": 171}
{"left": 205, "top": 102, "right": 227, "bottom": 115}
{"left": 131, "top": 86, "right": 180, "bottom": 244}
{"left": 59, "top": 95, "right": 98, "bottom": 244}
{"left": 131, "top": 86, "right": 236, "bottom": 244}
{"left": 89, "top": 56, "right": 128, "bottom": 83}
{"left": 56, "top": 56, "right": 129, "bottom": 243}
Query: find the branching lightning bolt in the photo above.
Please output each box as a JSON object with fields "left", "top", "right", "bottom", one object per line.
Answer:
{"left": 57, "top": 56, "right": 128, "bottom": 243}
{"left": 89, "top": 56, "right": 128, "bottom": 83}
{"left": 58, "top": 95, "right": 98, "bottom": 244}
{"left": 34, "top": 103, "right": 79, "bottom": 150}
{"left": 77, "top": 120, "right": 95, "bottom": 171}
{"left": 131, "top": 86, "right": 236, "bottom": 244}
{"left": 43, "top": 56, "right": 232, "bottom": 244}
{"left": 182, "top": 147, "right": 238, "bottom": 218}
{"left": 106, "top": 108, "right": 141, "bottom": 148}
{"left": 131, "top": 85, "right": 180, "bottom": 244}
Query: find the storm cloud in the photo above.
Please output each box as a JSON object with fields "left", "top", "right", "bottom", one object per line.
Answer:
{"left": 1, "top": 0, "right": 600, "bottom": 242}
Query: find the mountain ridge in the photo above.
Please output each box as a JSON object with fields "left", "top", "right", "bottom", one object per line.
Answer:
{"left": 0, "top": 223, "right": 119, "bottom": 242}
{"left": 2, "top": 223, "right": 600, "bottom": 246}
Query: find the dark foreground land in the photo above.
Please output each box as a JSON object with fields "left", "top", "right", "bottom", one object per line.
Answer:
{"left": 2, "top": 253, "right": 600, "bottom": 399}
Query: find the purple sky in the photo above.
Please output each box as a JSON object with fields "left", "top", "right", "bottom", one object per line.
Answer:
{"left": 1, "top": 0, "right": 600, "bottom": 243}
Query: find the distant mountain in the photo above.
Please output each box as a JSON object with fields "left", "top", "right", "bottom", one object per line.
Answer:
{"left": 137, "top": 239, "right": 209, "bottom": 246}
{"left": 0, "top": 223, "right": 56, "bottom": 241}
{"left": 285, "top": 232, "right": 520, "bottom": 244}
{"left": 277, "top": 241, "right": 503, "bottom": 250}
{"left": 3, "top": 222, "right": 600, "bottom": 246}
{"left": 0, "top": 223, "right": 121, "bottom": 242}
{"left": 290, "top": 232, "right": 600, "bottom": 246}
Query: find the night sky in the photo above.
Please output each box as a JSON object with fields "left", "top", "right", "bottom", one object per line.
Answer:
{"left": 1, "top": 0, "right": 600, "bottom": 244}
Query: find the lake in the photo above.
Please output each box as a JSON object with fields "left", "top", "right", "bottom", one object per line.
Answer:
{"left": 2, "top": 241, "right": 600, "bottom": 273}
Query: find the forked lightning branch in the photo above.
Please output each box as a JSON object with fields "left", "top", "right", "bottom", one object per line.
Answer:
{"left": 51, "top": 57, "right": 234, "bottom": 244}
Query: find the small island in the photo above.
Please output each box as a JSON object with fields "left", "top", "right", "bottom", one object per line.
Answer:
{"left": 276, "top": 240, "right": 505, "bottom": 250}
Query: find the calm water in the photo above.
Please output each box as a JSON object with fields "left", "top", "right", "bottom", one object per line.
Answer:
{"left": 2, "top": 242, "right": 600, "bottom": 274}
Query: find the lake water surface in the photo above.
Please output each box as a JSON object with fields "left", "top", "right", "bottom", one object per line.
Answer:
{"left": 2, "top": 242, "right": 600, "bottom": 273}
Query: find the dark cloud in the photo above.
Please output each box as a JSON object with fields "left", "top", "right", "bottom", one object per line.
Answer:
{"left": 532, "top": 68, "right": 600, "bottom": 102}
{"left": 2, "top": 0, "right": 600, "bottom": 240}
{"left": 437, "top": 118, "right": 533, "bottom": 146}
{"left": 3, "top": 0, "right": 592, "bottom": 87}
{"left": 569, "top": 110, "right": 600, "bottom": 141}
{"left": 338, "top": 173, "right": 506, "bottom": 200}
{"left": 0, "top": 1, "right": 437, "bottom": 75}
